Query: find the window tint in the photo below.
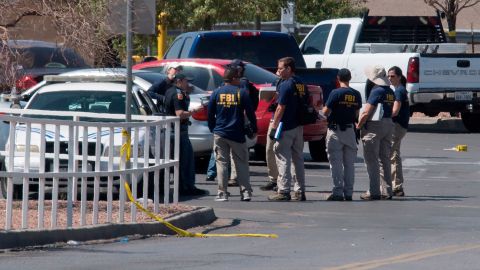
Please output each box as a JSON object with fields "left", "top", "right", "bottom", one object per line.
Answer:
{"left": 180, "top": 37, "right": 193, "bottom": 58}
{"left": 301, "top": 24, "right": 332, "bottom": 55}
{"left": 28, "top": 91, "right": 139, "bottom": 115}
{"left": 134, "top": 71, "right": 166, "bottom": 85}
{"left": 164, "top": 38, "right": 184, "bottom": 59}
{"left": 181, "top": 66, "right": 213, "bottom": 90}
{"left": 17, "top": 47, "right": 87, "bottom": 69}
{"left": 243, "top": 64, "right": 278, "bottom": 85}
{"left": 194, "top": 34, "right": 306, "bottom": 68}
{"left": 329, "top": 24, "right": 350, "bottom": 54}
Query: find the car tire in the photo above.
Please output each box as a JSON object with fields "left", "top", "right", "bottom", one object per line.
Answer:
{"left": 461, "top": 112, "right": 480, "bottom": 133}
{"left": 0, "top": 160, "right": 22, "bottom": 200}
{"left": 309, "top": 137, "right": 328, "bottom": 162}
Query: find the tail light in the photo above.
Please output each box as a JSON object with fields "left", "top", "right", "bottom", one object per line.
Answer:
{"left": 191, "top": 106, "right": 208, "bottom": 121}
{"left": 407, "top": 57, "right": 419, "bottom": 83}
{"left": 16, "top": 75, "right": 38, "bottom": 91}
{"left": 232, "top": 31, "right": 260, "bottom": 37}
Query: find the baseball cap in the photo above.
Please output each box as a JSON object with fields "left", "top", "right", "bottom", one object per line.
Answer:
{"left": 166, "top": 63, "right": 183, "bottom": 71}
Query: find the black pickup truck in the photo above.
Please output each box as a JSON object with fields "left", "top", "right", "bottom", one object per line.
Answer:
{"left": 163, "top": 30, "right": 339, "bottom": 101}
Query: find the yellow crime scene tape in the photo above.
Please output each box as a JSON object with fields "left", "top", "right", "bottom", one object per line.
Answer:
{"left": 120, "top": 129, "right": 278, "bottom": 238}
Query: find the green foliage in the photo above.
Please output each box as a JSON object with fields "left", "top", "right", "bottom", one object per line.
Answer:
{"left": 296, "top": 0, "right": 367, "bottom": 25}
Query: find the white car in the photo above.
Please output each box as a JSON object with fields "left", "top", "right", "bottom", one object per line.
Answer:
{"left": 3, "top": 68, "right": 214, "bottom": 156}
{"left": 0, "top": 69, "right": 212, "bottom": 198}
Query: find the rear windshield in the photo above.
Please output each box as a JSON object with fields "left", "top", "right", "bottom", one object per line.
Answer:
{"left": 193, "top": 34, "right": 306, "bottom": 68}
{"left": 15, "top": 47, "right": 88, "bottom": 69}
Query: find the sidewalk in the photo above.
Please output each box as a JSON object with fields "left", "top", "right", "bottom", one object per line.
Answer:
{"left": 0, "top": 206, "right": 216, "bottom": 250}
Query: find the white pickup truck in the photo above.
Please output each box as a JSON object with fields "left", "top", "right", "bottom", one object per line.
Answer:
{"left": 300, "top": 14, "right": 480, "bottom": 132}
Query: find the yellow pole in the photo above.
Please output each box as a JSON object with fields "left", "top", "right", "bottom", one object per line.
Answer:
{"left": 157, "top": 12, "right": 167, "bottom": 59}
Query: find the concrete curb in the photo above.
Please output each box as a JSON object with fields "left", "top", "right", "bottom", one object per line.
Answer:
{"left": 408, "top": 117, "right": 468, "bottom": 133}
{"left": 0, "top": 206, "right": 216, "bottom": 250}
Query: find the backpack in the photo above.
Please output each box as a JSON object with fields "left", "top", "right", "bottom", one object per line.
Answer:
{"left": 294, "top": 81, "right": 318, "bottom": 125}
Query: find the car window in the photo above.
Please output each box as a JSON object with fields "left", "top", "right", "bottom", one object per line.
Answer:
{"left": 301, "top": 24, "right": 332, "bottom": 55}
{"left": 27, "top": 90, "right": 140, "bottom": 115}
{"left": 17, "top": 47, "right": 87, "bottom": 69}
{"left": 329, "top": 24, "right": 350, "bottom": 54}
{"left": 243, "top": 64, "right": 278, "bottom": 85}
{"left": 181, "top": 66, "right": 213, "bottom": 90}
{"left": 164, "top": 38, "right": 184, "bottom": 59}
{"left": 193, "top": 34, "right": 306, "bottom": 68}
{"left": 180, "top": 37, "right": 193, "bottom": 58}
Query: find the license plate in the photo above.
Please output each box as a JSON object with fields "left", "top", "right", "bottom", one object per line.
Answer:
{"left": 455, "top": 91, "right": 473, "bottom": 101}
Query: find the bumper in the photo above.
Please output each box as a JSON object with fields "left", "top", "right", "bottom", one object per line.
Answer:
{"left": 410, "top": 90, "right": 480, "bottom": 113}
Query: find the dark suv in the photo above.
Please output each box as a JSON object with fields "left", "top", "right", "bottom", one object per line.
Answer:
{"left": 0, "top": 40, "right": 88, "bottom": 93}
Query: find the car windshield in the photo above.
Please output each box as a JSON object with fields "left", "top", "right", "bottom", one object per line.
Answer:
{"left": 27, "top": 90, "right": 139, "bottom": 116}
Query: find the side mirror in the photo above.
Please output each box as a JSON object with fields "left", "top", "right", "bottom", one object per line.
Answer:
{"left": 315, "top": 61, "right": 322, "bottom": 68}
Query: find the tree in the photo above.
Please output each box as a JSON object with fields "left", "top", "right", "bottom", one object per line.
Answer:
{"left": 424, "top": 0, "right": 480, "bottom": 42}
{"left": 0, "top": 0, "right": 118, "bottom": 91}
{"left": 292, "top": 0, "right": 367, "bottom": 25}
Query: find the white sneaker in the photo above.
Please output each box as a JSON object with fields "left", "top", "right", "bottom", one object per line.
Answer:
{"left": 241, "top": 191, "right": 252, "bottom": 201}
{"left": 215, "top": 191, "right": 229, "bottom": 202}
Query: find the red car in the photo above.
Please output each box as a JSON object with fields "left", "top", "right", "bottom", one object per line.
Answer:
{"left": 133, "top": 59, "right": 328, "bottom": 161}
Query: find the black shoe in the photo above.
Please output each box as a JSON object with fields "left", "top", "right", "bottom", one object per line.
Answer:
{"left": 292, "top": 191, "right": 306, "bottom": 201}
{"left": 326, "top": 193, "right": 344, "bottom": 201}
{"left": 393, "top": 189, "right": 404, "bottom": 197}
{"left": 260, "top": 181, "right": 277, "bottom": 191}
{"left": 206, "top": 175, "right": 215, "bottom": 182}
{"left": 344, "top": 196, "right": 353, "bottom": 201}
{"left": 180, "top": 187, "right": 208, "bottom": 196}
{"left": 360, "top": 193, "right": 381, "bottom": 200}
{"left": 268, "top": 193, "right": 291, "bottom": 201}
{"left": 381, "top": 194, "right": 393, "bottom": 200}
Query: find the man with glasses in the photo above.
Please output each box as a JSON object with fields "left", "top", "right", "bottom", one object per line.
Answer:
{"left": 267, "top": 57, "right": 306, "bottom": 201}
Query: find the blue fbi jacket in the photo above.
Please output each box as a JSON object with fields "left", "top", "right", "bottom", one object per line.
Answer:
{"left": 208, "top": 84, "right": 257, "bottom": 143}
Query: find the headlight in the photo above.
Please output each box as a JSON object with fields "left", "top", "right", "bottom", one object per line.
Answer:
{"left": 15, "top": 144, "right": 40, "bottom": 153}
{"left": 103, "top": 145, "right": 145, "bottom": 158}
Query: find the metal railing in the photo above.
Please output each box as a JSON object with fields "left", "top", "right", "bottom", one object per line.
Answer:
{"left": 0, "top": 108, "right": 180, "bottom": 231}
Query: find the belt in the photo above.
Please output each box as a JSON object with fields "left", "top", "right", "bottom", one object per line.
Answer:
{"left": 328, "top": 124, "right": 353, "bottom": 131}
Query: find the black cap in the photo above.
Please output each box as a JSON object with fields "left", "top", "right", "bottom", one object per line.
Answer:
{"left": 337, "top": 68, "right": 351, "bottom": 82}
{"left": 230, "top": 59, "right": 245, "bottom": 67}
{"left": 173, "top": 73, "right": 193, "bottom": 82}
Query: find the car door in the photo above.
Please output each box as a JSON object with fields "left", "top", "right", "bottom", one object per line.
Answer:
{"left": 301, "top": 23, "right": 332, "bottom": 68}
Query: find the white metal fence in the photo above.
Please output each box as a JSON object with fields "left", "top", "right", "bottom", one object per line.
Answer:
{"left": 0, "top": 108, "right": 180, "bottom": 231}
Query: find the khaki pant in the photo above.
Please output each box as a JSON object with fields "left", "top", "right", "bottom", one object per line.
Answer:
{"left": 274, "top": 126, "right": 305, "bottom": 193}
{"left": 326, "top": 127, "right": 357, "bottom": 197}
{"left": 266, "top": 122, "right": 278, "bottom": 183}
{"left": 361, "top": 118, "right": 394, "bottom": 197}
{"left": 214, "top": 134, "right": 252, "bottom": 194}
{"left": 391, "top": 122, "right": 407, "bottom": 190}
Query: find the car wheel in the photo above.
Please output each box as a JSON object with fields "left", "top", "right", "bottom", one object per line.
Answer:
{"left": 309, "top": 137, "right": 328, "bottom": 162}
{"left": 253, "top": 144, "right": 266, "bottom": 161}
{"left": 461, "top": 112, "right": 480, "bottom": 133}
{"left": 0, "top": 161, "right": 22, "bottom": 200}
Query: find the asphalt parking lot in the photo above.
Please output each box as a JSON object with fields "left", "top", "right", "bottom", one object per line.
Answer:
{"left": 0, "top": 118, "right": 479, "bottom": 270}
